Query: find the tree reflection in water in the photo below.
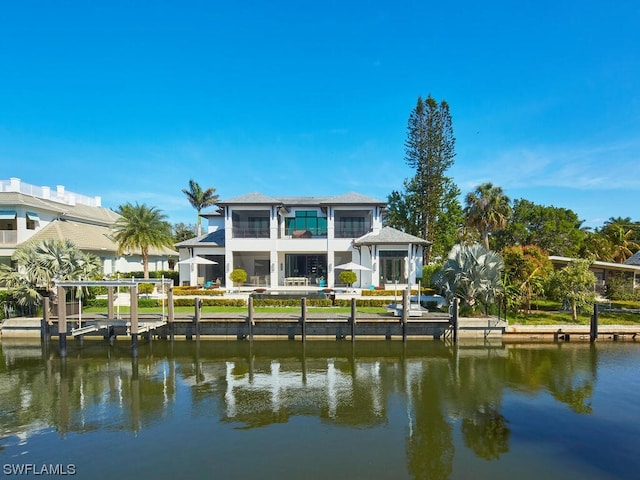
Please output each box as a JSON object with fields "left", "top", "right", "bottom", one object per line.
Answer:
{"left": 0, "top": 340, "right": 616, "bottom": 479}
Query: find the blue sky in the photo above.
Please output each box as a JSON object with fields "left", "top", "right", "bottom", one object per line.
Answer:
{"left": 1, "top": 1, "right": 639, "bottom": 230}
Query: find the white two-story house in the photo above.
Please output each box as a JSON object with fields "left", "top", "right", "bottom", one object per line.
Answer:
{"left": 0, "top": 178, "right": 176, "bottom": 274}
{"left": 175, "top": 192, "right": 429, "bottom": 290}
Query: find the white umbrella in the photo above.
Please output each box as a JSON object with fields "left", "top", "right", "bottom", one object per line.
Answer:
{"left": 334, "top": 261, "right": 370, "bottom": 271}
{"left": 176, "top": 256, "right": 218, "bottom": 265}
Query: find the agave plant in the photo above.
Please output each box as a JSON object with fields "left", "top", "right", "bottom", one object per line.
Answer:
{"left": 434, "top": 243, "right": 504, "bottom": 313}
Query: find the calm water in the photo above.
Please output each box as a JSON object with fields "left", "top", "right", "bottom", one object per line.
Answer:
{"left": 0, "top": 339, "right": 638, "bottom": 480}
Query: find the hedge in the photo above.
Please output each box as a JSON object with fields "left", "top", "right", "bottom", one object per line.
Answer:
{"left": 361, "top": 288, "right": 435, "bottom": 297}
{"left": 173, "top": 286, "right": 225, "bottom": 296}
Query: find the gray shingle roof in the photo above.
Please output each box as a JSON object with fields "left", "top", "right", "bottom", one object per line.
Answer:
{"left": 174, "top": 229, "right": 225, "bottom": 248}
{"left": 217, "top": 192, "right": 385, "bottom": 206}
{"left": 354, "top": 227, "right": 430, "bottom": 246}
{"left": 624, "top": 250, "right": 640, "bottom": 265}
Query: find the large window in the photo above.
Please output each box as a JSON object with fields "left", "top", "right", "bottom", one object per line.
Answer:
{"left": 285, "top": 211, "right": 327, "bottom": 236}
{"left": 336, "top": 217, "right": 366, "bottom": 238}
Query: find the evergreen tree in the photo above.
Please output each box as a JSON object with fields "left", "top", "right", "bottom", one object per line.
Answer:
{"left": 387, "top": 95, "right": 458, "bottom": 263}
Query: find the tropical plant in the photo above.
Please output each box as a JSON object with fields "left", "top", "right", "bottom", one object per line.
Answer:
{"left": 229, "top": 268, "right": 247, "bottom": 286}
{"left": 434, "top": 243, "right": 504, "bottom": 314}
{"left": 464, "top": 183, "right": 512, "bottom": 251}
{"left": 547, "top": 259, "right": 596, "bottom": 322}
{"left": 182, "top": 179, "right": 219, "bottom": 236}
{"left": 501, "top": 245, "right": 552, "bottom": 312}
{"left": 600, "top": 217, "right": 640, "bottom": 263}
{"left": 339, "top": 270, "right": 358, "bottom": 287}
{"left": 0, "top": 239, "right": 102, "bottom": 313}
{"left": 112, "top": 203, "right": 174, "bottom": 279}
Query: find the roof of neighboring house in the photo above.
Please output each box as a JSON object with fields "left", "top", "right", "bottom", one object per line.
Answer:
{"left": 624, "top": 251, "right": 640, "bottom": 265}
{"left": 214, "top": 192, "right": 385, "bottom": 207}
{"left": 174, "top": 229, "right": 225, "bottom": 248}
{"left": 0, "top": 191, "right": 120, "bottom": 226}
{"left": 550, "top": 255, "right": 640, "bottom": 273}
{"left": 20, "top": 219, "right": 177, "bottom": 256}
{"left": 354, "top": 227, "right": 430, "bottom": 246}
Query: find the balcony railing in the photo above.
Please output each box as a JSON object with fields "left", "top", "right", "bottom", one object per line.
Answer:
{"left": 232, "top": 226, "right": 270, "bottom": 238}
{"left": 0, "top": 230, "right": 17, "bottom": 244}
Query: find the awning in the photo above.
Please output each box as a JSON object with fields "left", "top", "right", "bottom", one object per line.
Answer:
{"left": 26, "top": 211, "right": 40, "bottom": 222}
{"left": 0, "top": 210, "right": 17, "bottom": 220}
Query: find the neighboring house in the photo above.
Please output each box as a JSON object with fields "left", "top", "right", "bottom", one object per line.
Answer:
{"left": 549, "top": 255, "right": 640, "bottom": 293}
{"left": 175, "top": 192, "right": 429, "bottom": 289}
{"left": 0, "top": 178, "right": 176, "bottom": 274}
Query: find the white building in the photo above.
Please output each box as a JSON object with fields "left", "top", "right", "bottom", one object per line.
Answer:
{"left": 175, "top": 192, "right": 429, "bottom": 290}
{"left": 0, "top": 178, "right": 176, "bottom": 274}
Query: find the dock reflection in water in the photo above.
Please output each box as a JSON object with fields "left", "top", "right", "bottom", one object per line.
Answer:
{"left": 0, "top": 340, "right": 638, "bottom": 479}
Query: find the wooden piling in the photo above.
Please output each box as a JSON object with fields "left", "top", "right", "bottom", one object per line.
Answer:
{"left": 57, "top": 286, "right": 67, "bottom": 357}
{"left": 167, "top": 285, "right": 175, "bottom": 342}
{"left": 41, "top": 297, "right": 50, "bottom": 343}
{"left": 590, "top": 303, "right": 598, "bottom": 343}
{"left": 194, "top": 297, "right": 201, "bottom": 341}
{"left": 108, "top": 286, "right": 114, "bottom": 320}
{"left": 130, "top": 284, "right": 138, "bottom": 357}
{"left": 301, "top": 298, "right": 307, "bottom": 342}
{"left": 350, "top": 297, "right": 356, "bottom": 341}
{"left": 247, "top": 296, "right": 254, "bottom": 341}
{"left": 401, "top": 289, "right": 408, "bottom": 340}
{"left": 451, "top": 298, "right": 459, "bottom": 343}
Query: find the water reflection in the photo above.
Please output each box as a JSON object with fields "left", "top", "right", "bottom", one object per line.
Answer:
{"left": 0, "top": 339, "right": 634, "bottom": 479}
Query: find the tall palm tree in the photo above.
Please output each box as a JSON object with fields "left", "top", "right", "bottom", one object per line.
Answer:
{"left": 602, "top": 216, "right": 640, "bottom": 262}
{"left": 182, "top": 179, "right": 219, "bottom": 236}
{"left": 464, "top": 183, "right": 512, "bottom": 251}
{"left": 112, "top": 203, "right": 174, "bottom": 278}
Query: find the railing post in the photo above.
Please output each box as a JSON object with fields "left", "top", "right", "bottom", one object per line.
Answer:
{"left": 167, "top": 285, "right": 174, "bottom": 342}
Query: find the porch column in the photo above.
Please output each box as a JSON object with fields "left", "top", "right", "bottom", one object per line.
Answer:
{"left": 270, "top": 251, "right": 278, "bottom": 288}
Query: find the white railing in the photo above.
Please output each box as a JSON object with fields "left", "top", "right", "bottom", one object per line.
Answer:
{"left": 0, "top": 178, "right": 101, "bottom": 207}
{"left": 0, "top": 230, "right": 18, "bottom": 244}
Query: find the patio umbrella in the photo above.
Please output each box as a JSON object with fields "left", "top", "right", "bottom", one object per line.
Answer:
{"left": 176, "top": 256, "right": 218, "bottom": 265}
{"left": 334, "top": 261, "right": 371, "bottom": 289}
{"left": 334, "top": 261, "right": 370, "bottom": 271}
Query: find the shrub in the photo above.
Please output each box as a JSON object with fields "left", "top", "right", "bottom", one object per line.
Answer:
{"left": 338, "top": 271, "right": 357, "bottom": 286}
{"left": 230, "top": 269, "right": 247, "bottom": 285}
{"left": 138, "top": 283, "right": 155, "bottom": 296}
{"left": 173, "top": 286, "right": 225, "bottom": 296}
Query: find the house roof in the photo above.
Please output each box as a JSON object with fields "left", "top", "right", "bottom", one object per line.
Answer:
{"left": 20, "top": 219, "right": 177, "bottom": 256}
{"left": 0, "top": 191, "right": 120, "bottom": 226}
{"left": 624, "top": 250, "right": 640, "bottom": 265}
{"left": 216, "top": 192, "right": 385, "bottom": 207}
{"left": 550, "top": 255, "right": 640, "bottom": 273}
{"left": 174, "top": 229, "right": 225, "bottom": 248}
{"left": 354, "top": 227, "right": 430, "bottom": 246}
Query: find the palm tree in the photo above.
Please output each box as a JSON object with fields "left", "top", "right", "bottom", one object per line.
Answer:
{"left": 0, "top": 239, "right": 102, "bottom": 313}
{"left": 112, "top": 203, "right": 174, "bottom": 279}
{"left": 464, "top": 183, "right": 512, "bottom": 251}
{"left": 601, "top": 217, "right": 640, "bottom": 262}
{"left": 182, "top": 179, "right": 219, "bottom": 236}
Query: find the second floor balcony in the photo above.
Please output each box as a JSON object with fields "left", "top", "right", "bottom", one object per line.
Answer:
{"left": 0, "top": 230, "right": 18, "bottom": 244}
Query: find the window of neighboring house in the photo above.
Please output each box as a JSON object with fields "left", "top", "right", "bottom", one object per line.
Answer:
{"left": 285, "top": 211, "right": 327, "bottom": 236}
{"left": 26, "top": 212, "right": 40, "bottom": 230}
